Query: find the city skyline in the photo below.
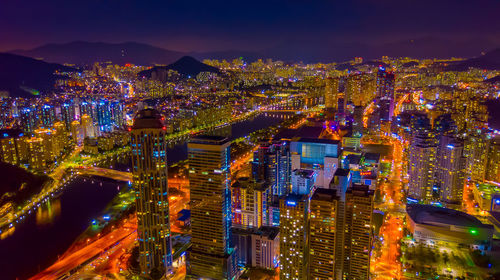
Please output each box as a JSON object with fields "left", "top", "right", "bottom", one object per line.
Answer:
{"left": 1, "top": 2, "right": 500, "bottom": 280}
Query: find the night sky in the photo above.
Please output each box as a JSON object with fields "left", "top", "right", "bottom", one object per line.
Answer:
{"left": 1, "top": 0, "right": 499, "bottom": 52}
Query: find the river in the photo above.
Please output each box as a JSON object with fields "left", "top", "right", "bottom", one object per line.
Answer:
{"left": 0, "top": 112, "right": 295, "bottom": 280}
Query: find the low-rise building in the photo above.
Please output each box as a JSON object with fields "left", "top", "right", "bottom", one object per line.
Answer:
{"left": 406, "top": 204, "right": 494, "bottom": 251}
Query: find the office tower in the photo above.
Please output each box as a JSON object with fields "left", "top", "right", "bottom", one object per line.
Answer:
{"left": 408, "top": 132, "right": 437, "bottom": 202}
{"left": 325, "top": 77, "right": 339, "bottom": 110}
{"left": 279, "top": 194, "right": 309, "bottom": 280}
{"left": 252, "top": 142, "right": 277, "bottom": 187}
{"left": 232, "top": 177, "right": 272, "bottom": 228}
{"left": 60, "top": 102, "right": 75, "bottom": 130}
{"left": 343, "top": 184, "right": 374, "bottom": 280}
{"left": 81, "top": 114, "right": 96, "bottom": 138}
{"left": 435, "top": 135, "right": 466, "bottom": 205}
{"left": 188, "top": 135, "right": 236, "bottom": 279}
{"left": 252, "top": 141, "right": 291, "bottom": 197}
{"left": 330, "top": 168, "right": 352, "bottom": 279}
{"left": 274, "top": 140, "right": 291, "bottom": 197}
{"left": 290, "top": 138, "right": 339, "bottom": 188}
{"left": 40, "top": 104, "right": 56, "bottom": 128}
{"left": 309, "top": 188, "right": 339, "bottom": 280}
{"left": 376, "top": 67, "right": 395, "bottom": 122}
{"left": 486, "top": 136, "right": 500, "bottom": 182}
{"left": 291, "top": 169, "right": 316, "bottom": 195}
{"left": 96, "top": 100, "right": 113, "bottom": 132}
{"left": 464, "top": 133, "right": 490, "bottom": 182}
{"left": 130, "top": 109, "right": 172, "bottom": 276}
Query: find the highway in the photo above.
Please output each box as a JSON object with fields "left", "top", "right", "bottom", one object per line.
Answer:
{"left": 371, "top": 137, "right": 405, "bottom": 280}
{"left": 30, "top": 218, "right": 137, "bottom": 280}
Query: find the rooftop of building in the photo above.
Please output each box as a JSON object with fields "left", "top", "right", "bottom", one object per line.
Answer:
{"left": 346, "top": 154, "right": 362, "bottom": 165}
{"left": 131, "top": 108, "right": 165, "bottom": 130}
{"left": 363, "top": 152, "right": 381, "bottom": 163}
{"left": 311, "top": 188, "right": 339, "bottom": 201}
{"left": 189, "top": 135, "right": 229, "bottom": 145}
{"left": 231, "top": 177, "right": 269, "bottom": 191}
{"left": 294, "top": 137, "right": 340, "bottom": 145}
{"left": 334, "top": 168, "right": 350, "bottom": 177}
{"left": 347, "top": 184, "right": 374, "bottom": 196}
{"left": 0, "top": 129, "right": 24, "bottom": 139}
{"left": 406, "top": 204, "right": 492, "bottom": 229}
{"left": 292, "top": 169, "right": 316, "bottom": 178}
{"left": 231, "top": 225, "right": 280, "bottom": 240}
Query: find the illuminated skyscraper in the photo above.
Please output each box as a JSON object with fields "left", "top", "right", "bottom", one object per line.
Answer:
{"left": 408, "top": 132, "right": 437, "bottom": 202}
{"left": 111, "top": 100, "right": 124, "bottom": 129}
{"left": 343, "top": 184, "right": 374, "bottom": 280}
{"left": 435, "top": 135, "right": 466, "bottom": 205}
{"left": 40, "top": 104, "right": 56, "bottom": 128}
{"left": 81, "top": 114, "right": 96, "bottom": 138}
{"left": 60, "top": 102, "right": 75, "bottom": 130}
{"left": 324, "top": 77, "right": 339, "bottom": 110}
{"left": 231, "top": 177, "right": 272, "bottom": 228}
{"left": 464, "top": 133, "right": 490, "bottom": 182}
{"left": 279, "top": 194, "right": 309, "bottom": 280}
{"left": 309, "top": 188, "right": 339, "bottom": 280}
{"left": 486, "top": 136, "right": 500, "bottom": 182}
{"left": 376, "top": 67, "right": 395, "bottom": 122}
{"left": 130, "top": 109, "right": 172, "bottom": 276}
{"left": 188, "top": 135, "right": 236, "bottom": 279}
{"left": 96, "top": 100, "right": 113, "bottom": 132}
{"left": 19, "top": 107, "right": 37, "bottom": 132}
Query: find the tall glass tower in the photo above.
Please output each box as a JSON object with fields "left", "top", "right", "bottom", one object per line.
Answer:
{"left": 187, "top": 135, "right": 236, "bottom": 279}
{"left": 130, "top": 109, "right": 172, "bottom": 277}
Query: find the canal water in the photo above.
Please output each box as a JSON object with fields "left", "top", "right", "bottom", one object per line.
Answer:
{"left": 0, "top": 112, "right": 294, "bottom": 280}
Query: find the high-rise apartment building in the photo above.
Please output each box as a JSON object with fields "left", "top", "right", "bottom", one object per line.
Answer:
{"left": 324, "top": 77, "right": 339, "bottom": 110}
{"left": 309, "top": 188, "right": 339, "bottom": 280}
{"left": 486, "top": 136, "right": 500, "bottom": 183}
{"left": 343, "top": 184, "right": 374, "bottom": 280}
{"left": 232, "top": 177, "right": 272, "bottom": 228}
{"left": 376, "top": 67, "right": 395, "bottom": 122}
{"left": 188, "top": 135, "right": 236, "bottom": 279}
{"left": 464, "top": 133, "right": 490, "bottom": 182}
{"left": 408, "top": 132, "right": 437, "bottom": 202}
{"left": 279, "top": 193, "right": 309, "bottom": 280}
{"left": 130, "top": 109, "right": 172, "bottom": 276}
{"left": 435, "top": 135, "right": 466, "bottom": 205}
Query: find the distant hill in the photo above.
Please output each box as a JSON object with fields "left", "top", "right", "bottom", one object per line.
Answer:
{"left": 8, "top": 38, "right": 500, "bottom": 65}
{"left": 448, "top": 48, "right": 500, "bottom": 71}
{"left": 138, "top": 56, "right": 219, "bottom": 79}
{"left": 0, "top": 161, "right": 50, "bottom": 206}
{"left": 484, "top": 75, "right": 500, "bottom": 84}
{"left": 9, "top": 41, "right": 185, "bottom": 66}
{"left": 0, "top": 53, "right": 76, "bottom": 98}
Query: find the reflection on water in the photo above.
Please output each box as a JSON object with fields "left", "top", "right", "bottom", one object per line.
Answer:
{"left": 36, "top": 199, "right": 61, "bottom": 225}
